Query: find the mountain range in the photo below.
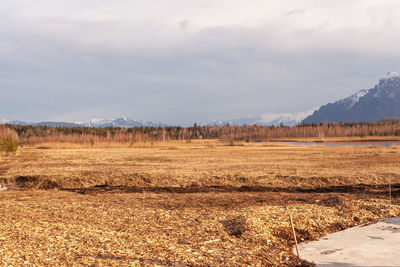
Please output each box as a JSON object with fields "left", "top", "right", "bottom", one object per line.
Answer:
{"left": 210, "top": 108, "right": 318, "bottom": 127}
{"left": 1, "top": 109, "right": 320, "bottom": 128}
{"left": 2, "top": 72, "right": 400, "bottom": 127}
{"left": 0, "top": 117, "right": 166, "bottom": 128}
{"left": 303, "top": 72, "right": 400, "bottom": 124}
{"left": 1, "top": 111, "right": 314, "bottom": 127}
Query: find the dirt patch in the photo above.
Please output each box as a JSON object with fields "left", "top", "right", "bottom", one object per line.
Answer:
{"left": 15, "top": 175, "right": 39, "bottom": 188}
{"left": 316, "top": 196, "right": 344, "bottom": 207}
{"left": 59, "top": 184, "right": 400, "bottom": 197}
{"left": 36, "top": 146, "right": 51, "bottom": 150}
{"left": 14, "top": 176, "right": 59, "bottom": 189}
{"left": 220, "top": 216, "right": 247, "bottom": 237}
{"left": 38, "top": 179, "right": 60, "bottom": 189}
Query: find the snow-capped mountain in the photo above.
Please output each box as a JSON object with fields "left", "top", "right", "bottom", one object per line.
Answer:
{"left": 303, "top": 72, "right": 400, "bottom": 124}
{"left": 0, "top": 117, "right": 166, "bottom": 128}
{"left": 209, "top": 108, "right": 318, "bottom": 126}
{"left": 1, "top": 119, "right": 30, "bottom": 125}
{"left": 80, "top": 117, "right": 166, "bottom": 128}
{"left": 336, "top": 89, "right": 369, "bottom": 110}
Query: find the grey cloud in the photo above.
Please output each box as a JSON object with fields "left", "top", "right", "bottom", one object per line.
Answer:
{"left": 1, "top": 1, "right": 400, "bottom": 125}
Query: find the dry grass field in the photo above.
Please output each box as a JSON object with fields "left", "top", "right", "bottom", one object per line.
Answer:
{"left": 1, "top": 140, "right": 400, "bottom": 266}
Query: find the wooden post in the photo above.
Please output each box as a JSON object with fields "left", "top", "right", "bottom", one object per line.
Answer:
{"left": 389, "top": 178, "right": 392, "bottom": 205}
{"left": 290, "top": 214, "right": 300, "bottom": 258}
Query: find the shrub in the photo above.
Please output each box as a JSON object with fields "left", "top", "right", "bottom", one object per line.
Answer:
{"left": 39, "top": 179, "right": 59, "bottom": 189}
{"left": 15, "top": 175, "right": 39, "bottom": 188}
{"left": 0, "top": 136, "right": 19, "bottom": 154}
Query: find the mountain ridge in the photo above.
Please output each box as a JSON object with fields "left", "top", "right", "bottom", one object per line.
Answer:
{"left": 210, "top": 108, "right": 318, "bottom": 126}
{"left": 1, "top": 109, "right": 318, "bottom": 128}
{"left": 303, "top": 72, "right": 400, "bottom": 124}
{"left": 0, "top": 117, "right": 167, "bottom": 128}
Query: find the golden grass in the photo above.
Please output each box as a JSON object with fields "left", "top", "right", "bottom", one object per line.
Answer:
{"left": 0, "top": 140, "right": 400, "bottom": 266}
{"left": 1, "top": 140, "right": 400, "bottom": 189}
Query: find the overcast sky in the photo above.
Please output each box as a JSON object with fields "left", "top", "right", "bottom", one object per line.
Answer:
{"left": 1, "top": 0, "right": 400, "bottom": 125}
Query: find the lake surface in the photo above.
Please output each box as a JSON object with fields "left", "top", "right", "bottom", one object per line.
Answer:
{"left": 261, "top": 141, "right": 400, "bottom": 147}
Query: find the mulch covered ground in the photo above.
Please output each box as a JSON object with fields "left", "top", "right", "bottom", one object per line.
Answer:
{"left": 0, "top": 187, "right": 399, "bottom": 266}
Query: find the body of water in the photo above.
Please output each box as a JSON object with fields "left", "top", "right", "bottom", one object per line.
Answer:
{"left": 259, "top": 141, "right": 400, "bottom": 147}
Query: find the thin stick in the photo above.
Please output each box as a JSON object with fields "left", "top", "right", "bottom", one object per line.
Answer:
{"left": 389, "top": 178, "right": 392, "bottom": 204}
{"left": 290, "top": 214, "right": 300, "bottom": 258}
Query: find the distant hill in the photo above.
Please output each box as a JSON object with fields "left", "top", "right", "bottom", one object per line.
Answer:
{"left": 209, "top": 108, "right": 318, "bottom": 127}
{"left": 35, "top": 122, "right": 82, "bottom": 127}
{"left": 303, "top": 72, "right": 400, "bottom": 124}
{"left": 1, "top": 110, "right": 319, "bottom": 128}
{"left": 0, "top": 117, "right": 166, "bottom": 128}
{"left": 79, "top": 117, "right": 167, "bottom": 128}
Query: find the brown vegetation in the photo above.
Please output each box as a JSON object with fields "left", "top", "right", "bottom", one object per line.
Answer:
{"left": 0, "top": 140, "right": 399, "bottom": 265}
{"left": 1, "top": 140, "right": 399, "bottom": 189}
{"left": 4, "top": 118, "right": 400, "bottom": 145}
{"left": 0, "top": 125, "right": 19, "bottom": 154}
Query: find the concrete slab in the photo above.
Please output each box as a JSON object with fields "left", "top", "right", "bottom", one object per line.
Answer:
{"left": 296, "top": 217, "right": 400, "bottom": 267}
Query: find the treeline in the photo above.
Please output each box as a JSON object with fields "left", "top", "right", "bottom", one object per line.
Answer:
{"left": 2, "top": 120, "right": 400, "bottom": 144}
